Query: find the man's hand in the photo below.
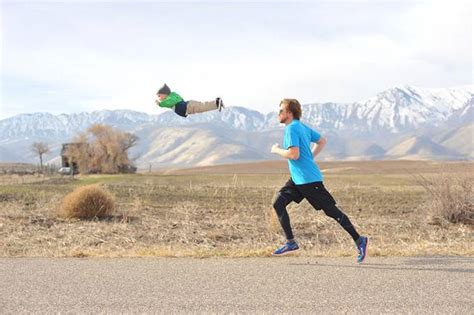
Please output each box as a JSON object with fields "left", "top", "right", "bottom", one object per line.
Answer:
{"left": 155, "top": 99, "right": 161, "bottom": 106}
{"left": 271, "top": 143, "right": 300, "bottom": 160}
{"left": 271, "top": 143, "right": 281, "bottom": 154}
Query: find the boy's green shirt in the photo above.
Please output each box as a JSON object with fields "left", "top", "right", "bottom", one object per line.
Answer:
{"left": 158, "top": 92, "right": 184, "bottom": 108}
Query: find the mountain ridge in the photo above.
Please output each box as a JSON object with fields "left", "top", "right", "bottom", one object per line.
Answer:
{"left": 1, "top": 85, "right": 472, "bottom": 168}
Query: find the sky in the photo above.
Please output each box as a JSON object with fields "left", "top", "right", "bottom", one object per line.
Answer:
{"left": 0, "top": 0, "right": 472, "bottom": 119}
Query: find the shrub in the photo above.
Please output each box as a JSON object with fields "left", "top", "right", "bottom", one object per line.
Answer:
{"left": 60, "top": 185, "right": 115, "bottom": 219}
{"left": 418, "top": 175, "right": 473, "bottom": 225}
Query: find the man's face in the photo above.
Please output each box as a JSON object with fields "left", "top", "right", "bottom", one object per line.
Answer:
{"left": 279, "top": 103, "right": 290, "bottom": 124}
{"left": 157, "top": 93, "right": 167, "bottom": 101}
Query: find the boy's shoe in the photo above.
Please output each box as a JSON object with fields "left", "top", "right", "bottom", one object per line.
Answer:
{"left": 356, "top": 236, "right": 368, "bottom": 263}
{"left": 272, "top": 241, "right": 299, "bottom": 256}
{"left": 216, "top": 97, "right": 224, "bottom": 112}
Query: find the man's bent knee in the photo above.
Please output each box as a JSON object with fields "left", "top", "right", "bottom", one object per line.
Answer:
{"left": 273, "top": 193, "right": 288, "bottom": 211}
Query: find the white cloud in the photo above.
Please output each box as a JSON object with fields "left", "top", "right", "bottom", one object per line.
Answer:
{"left": 1, "top": 1, "right": 472, "bottom": 119}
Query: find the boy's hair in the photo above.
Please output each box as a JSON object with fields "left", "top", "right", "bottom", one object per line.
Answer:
{"left": 157, "top": 84, "right": 171, "bottom": 95}
{"left": 280, "top": 99, "right": 302, "bottom": 120}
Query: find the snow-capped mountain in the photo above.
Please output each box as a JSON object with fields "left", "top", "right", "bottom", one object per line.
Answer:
{"left": 153, "top": 106, "right": 270, "bottom": 132}
{"left": 0, "top": 110, "right": 154, "bottom": 140}
{"left": 301, "top": 85, "right": 474, "bottom": 135}
{"left": 1, "top": 85, "right": 473, "bottom": 167}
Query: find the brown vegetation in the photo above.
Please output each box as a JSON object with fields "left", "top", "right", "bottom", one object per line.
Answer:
{"left": 0, "top": 161, "right": 473, "bottom": 257}
{"left": 60, "top": 184, "right": 115, "bottom": 219}
{"left": 64, "top": 124, "right": 138, "bottom": 174}
{"left": 417, "top": 175, "right": 473, "bottom": 225}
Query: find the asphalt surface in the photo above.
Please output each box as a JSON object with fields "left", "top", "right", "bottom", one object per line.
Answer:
{"left": 1, "top": 256, "right": 473, "bottom": 313}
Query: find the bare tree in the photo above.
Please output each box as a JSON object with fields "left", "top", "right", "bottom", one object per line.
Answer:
{"left": 120, "top": 133, "right": 139, "bottom": 153}
{"left": 31, "top": 142, "right": 50, "bottom": 173}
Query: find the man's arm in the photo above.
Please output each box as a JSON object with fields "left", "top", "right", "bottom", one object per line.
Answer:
{"left": 311, "top": 137, "right": 326, "bottom": 158}
{"left": 271, "top": 144, "right": 300, "bottom": 160}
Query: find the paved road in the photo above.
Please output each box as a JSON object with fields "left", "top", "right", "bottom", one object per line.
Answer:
{"left": 1, "top": 256, "right": 473, "bottom": 313}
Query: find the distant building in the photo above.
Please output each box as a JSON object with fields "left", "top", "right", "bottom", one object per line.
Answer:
{"left": 60, "top": 142, "right": 137, "bottom": 174}
{"left": 60, "top": 143, "right": 85, "bottom": 174}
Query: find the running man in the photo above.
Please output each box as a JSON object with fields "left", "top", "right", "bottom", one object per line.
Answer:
{"left": 270, "top": 98, "right": 368, "bottom": 263}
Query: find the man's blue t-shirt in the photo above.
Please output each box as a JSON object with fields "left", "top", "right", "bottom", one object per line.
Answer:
{"left": 283, "top": 119, "right": 323, "bottom": 185}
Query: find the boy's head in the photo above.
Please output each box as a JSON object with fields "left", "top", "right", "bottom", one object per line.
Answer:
{"left": 156, "top": 84, "right": 171, "bottom": 101}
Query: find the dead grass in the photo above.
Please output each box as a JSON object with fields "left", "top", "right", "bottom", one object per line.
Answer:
{"left": 0, "top": 161, "right": 473, "bottom": 258}
{"left": 416, "top": 175, "right": 473, "bottom": 225}
{"left": 59, "top": 185, "right": 115, "bottom": 219}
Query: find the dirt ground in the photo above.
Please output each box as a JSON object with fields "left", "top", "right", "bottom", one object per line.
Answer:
{"left": 1, "top": 160, "right": 473, "bottom": 257}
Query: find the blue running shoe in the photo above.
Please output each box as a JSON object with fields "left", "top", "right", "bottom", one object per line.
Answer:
{"left": 356, "top": 236, "right": 368, "bottom": 263}
{"left": 272, "top": 242, "right": 299, "bottom": 256}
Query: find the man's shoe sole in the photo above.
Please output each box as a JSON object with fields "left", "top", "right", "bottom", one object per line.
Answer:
{"left": 272, "top": 247, "right": 299, "bottom": 256}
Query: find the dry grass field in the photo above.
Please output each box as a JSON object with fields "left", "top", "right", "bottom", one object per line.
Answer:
{"left": 1, "top": 160, "right": 473, "bottom": 258}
